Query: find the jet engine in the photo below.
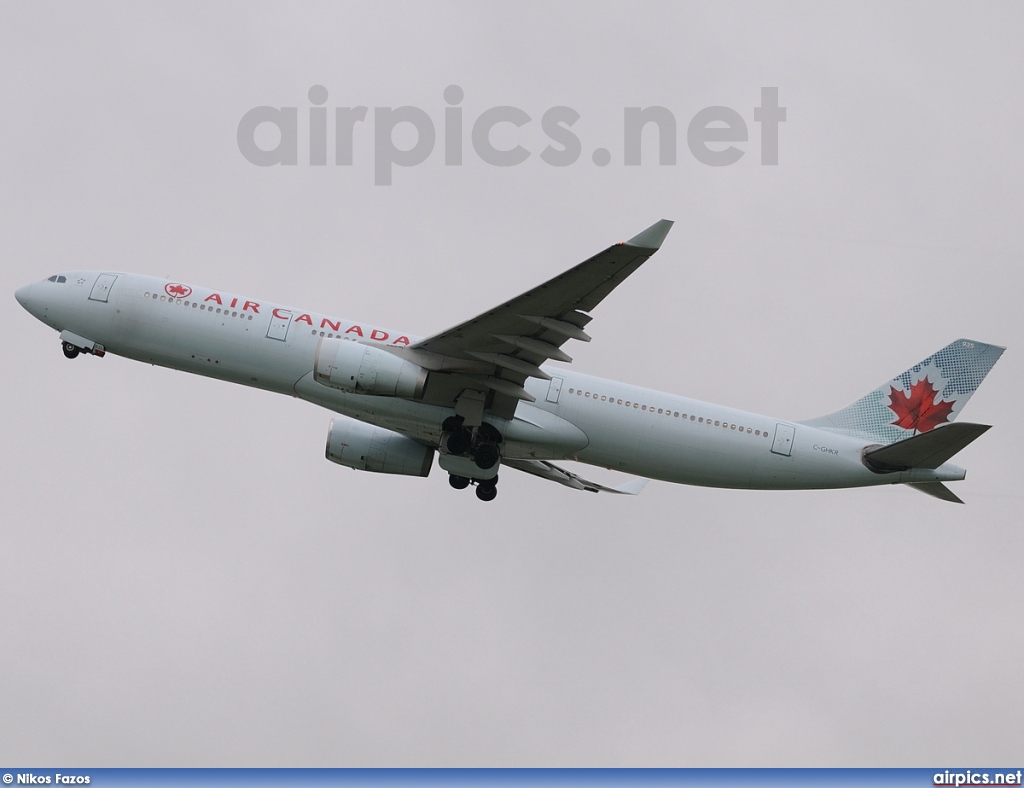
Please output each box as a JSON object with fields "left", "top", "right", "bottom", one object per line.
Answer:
{"left": 325, "top": 418, "right": 434, "bottom": 477}
{"left": 314, "top": 337, "right": 427, "bottom": 398}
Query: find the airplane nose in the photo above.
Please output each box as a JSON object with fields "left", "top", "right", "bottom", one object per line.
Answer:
{"left": 15, "top": 282, "right": 34, "bottom": 309}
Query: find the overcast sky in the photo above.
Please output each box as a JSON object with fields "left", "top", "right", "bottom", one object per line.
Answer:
{"left": 2, "top": 0, "right": 1022, "bottom": 767}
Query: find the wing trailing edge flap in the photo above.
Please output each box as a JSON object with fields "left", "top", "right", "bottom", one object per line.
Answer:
{"left": 503, "top": 458, "right": 649, "bottom": 495}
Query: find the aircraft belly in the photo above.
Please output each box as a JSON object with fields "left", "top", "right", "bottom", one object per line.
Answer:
{"left": 579, "top": 426, "right": 878, "bottom": 490}
{"left": 294, "top": 374, "right": 590, "bottom": 458}
{"left": 500, "top": 403, "right": 589, "bottom": 459}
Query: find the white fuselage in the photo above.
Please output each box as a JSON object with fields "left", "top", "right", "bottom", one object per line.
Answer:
{"left": 16, "top": 271, "right": 965, "bottom": 492}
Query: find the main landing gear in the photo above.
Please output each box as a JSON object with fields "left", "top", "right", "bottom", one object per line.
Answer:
{"left": 448, "top": 473, "right": 499, "bottom": 501}
{"left": 474, "top": 478, "right": 498, "bottom": 502}
{"left": 441, "top": 417, "right": 503, "bottom": 502}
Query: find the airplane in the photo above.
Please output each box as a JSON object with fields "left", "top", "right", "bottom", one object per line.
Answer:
{"left": 14, "top": 220, "right": 1004, "bottom": 503}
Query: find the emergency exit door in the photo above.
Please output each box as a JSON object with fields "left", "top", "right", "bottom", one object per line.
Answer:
{"left": 89, "top": 273, "right": 118, "bottom": 302}
{"left": 267, "top": 310, "right": 291, "bottom": 341}
{"left": 771, "top": 423, "right": 796, "bottom": 456}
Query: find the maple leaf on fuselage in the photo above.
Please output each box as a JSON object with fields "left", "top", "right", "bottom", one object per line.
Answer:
{"left": 888, "top": 376, "right": 955, "bottom": 433}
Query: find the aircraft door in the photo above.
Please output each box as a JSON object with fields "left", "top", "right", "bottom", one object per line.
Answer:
{"left": 546, "top": 376, "right": 563, "bottom": 403}
{"left": 771, "top": 423, "right": 795, "bottom": 456}
{"left": 267, "top": 309, "right": 291, "bottom": 341}
{"left": 89, "top": 274, "right": 118, "bottom": 302}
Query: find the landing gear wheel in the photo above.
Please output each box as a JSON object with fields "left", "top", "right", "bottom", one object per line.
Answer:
{"left": 445, "top": 428, "right": 471, "bottom": 456}
{"left": 475, "top": 483, "right": 497, "bottom": 502}
{"left": 474, "top": 442, "right": 500, "bottom": 470}
{"left": 62, "top": 341, "right": 80, "bottom": 359}
{"left": 448, "top": 474, "right": 470, "bottom": 490}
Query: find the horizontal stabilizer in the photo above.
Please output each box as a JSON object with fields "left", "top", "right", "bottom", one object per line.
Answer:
{"left": 906, "top": 482, "right": 964, "bottom": 504}
{"left": 864, "top": 422, "right": 991, "bottom": 471}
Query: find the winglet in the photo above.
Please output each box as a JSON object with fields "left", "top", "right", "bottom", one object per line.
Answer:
{"left": 626, "top": 219, "right": 674, "bottom": 250}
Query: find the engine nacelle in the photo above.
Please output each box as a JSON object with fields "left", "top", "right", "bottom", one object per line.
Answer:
{"left": 325, "top": 418, "right": 434, "bottom": 477}
{"left": 314, "top": 337, "right": 427, "bottom": 398}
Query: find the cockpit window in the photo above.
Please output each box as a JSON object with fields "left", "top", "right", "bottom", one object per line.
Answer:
{"left": 47, "top": 275, "right": 67, "bottom": 283}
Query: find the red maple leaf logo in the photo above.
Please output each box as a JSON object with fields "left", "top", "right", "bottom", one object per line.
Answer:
{"left": 888, "top": 377, "right": 955, "bottom": 433}
{"left": 165, "top": 283, "right": 192, "bottom": 298}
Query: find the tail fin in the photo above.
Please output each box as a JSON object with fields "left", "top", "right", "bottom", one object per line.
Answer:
{"left": 800, "top": 339, "right": 1004, "bottom": 443}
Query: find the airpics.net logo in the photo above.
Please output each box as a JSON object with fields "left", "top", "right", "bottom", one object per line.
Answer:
{"left": 237, "top": 85, "right": 786, "bottom": 185}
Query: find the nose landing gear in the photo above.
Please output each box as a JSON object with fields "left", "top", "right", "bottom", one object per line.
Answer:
{"left": 61, "top": 338, "right": 105, "bottom": 359}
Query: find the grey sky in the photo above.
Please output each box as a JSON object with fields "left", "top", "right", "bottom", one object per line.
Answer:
{"left": 2, "top": 0, "right": 1022, "bottom": 766}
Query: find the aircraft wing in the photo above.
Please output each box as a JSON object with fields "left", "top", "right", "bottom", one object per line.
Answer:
{"left": 401, "top": 220, "right": 673, "bottom": 419}
{"left": 502, "top": 458, "right": 649, "bottom": 495}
